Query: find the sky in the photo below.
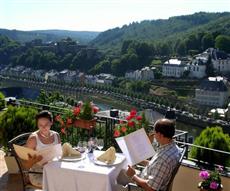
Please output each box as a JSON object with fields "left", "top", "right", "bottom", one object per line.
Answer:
{"left": 0, "top": 0, "right": 229, "bottom": 32}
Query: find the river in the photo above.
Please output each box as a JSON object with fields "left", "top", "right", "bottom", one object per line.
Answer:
{"left": 0, "top": 87, "right": 202, "bottom": 139}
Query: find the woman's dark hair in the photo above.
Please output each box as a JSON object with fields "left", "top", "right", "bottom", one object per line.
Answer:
{"left": 35, "top": 110, "right": 53, "bottom": 124}
{"left": 154, "top": 118, "right": 175, "bottom": 138}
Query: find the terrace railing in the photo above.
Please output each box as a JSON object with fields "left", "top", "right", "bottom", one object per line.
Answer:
{"left": 5, "top": 99, "right": 230, "bottom": 174}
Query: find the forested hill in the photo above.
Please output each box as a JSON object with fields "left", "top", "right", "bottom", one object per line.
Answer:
{"left": 90, "top": 12, "right": 230, "bottom": 51}
{"left": 0, "top": 29, "right": 100, "bottom": 44}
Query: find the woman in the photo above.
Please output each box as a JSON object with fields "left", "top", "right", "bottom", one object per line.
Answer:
{"left": 25, "top": 110, "right": 61, "bottom": 188}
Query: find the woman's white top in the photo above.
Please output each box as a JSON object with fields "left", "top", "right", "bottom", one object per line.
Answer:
{"left": 32, "top": 130, "right": 59, "bottom": 150}
{"left": 29, "top": 130, "right": 59, "bottom": 188}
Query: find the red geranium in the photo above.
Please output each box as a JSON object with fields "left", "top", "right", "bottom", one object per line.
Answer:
{"left": 73, "top": 107, "right": 81, "bottom": 116}
{"left": 114, "top": 129, "right": 121, "bottom": 137}
{"left": 121, "top": 126, "right": 127, "bottom": 133}
{"left": 113, "top": 109, "right": 144, "bottom": 138}
{"left": 55, "top": 101, "right": 99, "bottom": 135}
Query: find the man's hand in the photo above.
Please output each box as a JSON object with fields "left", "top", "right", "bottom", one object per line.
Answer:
{"left": 126, "top": 165, "right": 136, "bottom": 178}
{"left": 27, "top": 154, "right": 43, "bottom": 166}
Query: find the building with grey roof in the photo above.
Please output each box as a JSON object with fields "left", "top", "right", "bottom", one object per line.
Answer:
{"left": 195, "top": 76, "right": 229, "bottom": 107}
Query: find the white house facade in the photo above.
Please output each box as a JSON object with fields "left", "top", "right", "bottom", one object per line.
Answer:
{"left": 125, "top": 67, "right": 154, "bottom": 80}
{"left": 195, "top": 77, "right": 228, "bottom": 107}
{"left": 208, "top": 48, "right": 230, "bottom": 73}
{"left": 187, "top": 59, "right": 206, "bottom": 79}
{"left": 162, "top": 59, "right": 186, "bottom": 78}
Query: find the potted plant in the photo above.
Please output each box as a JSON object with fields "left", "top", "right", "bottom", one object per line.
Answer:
{"left": 198, "top": 167, "right": 223, "bottom": 191}
{"left": 55, "top": 101, "right": 99, "bottom": 131}
{"left": 73, "top": 101, "right": 99, "bottom": 129}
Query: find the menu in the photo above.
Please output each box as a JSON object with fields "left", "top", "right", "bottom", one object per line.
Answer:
{"left": 115, "top": 128, "right": 155, "bottom": 165}
{"left": 13, "top": 144, "right": 62, "bottom": 165}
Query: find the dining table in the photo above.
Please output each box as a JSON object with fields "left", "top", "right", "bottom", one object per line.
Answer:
{"left": 42, "top": 150, "right": 126, "bottom": 191}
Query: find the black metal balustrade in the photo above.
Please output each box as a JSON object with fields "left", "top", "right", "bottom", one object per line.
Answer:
{"left": 3, "top": 98, "right": 230, "bottom": 176}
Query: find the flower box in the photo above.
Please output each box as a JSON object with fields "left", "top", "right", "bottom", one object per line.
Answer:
{"left": 74, "top": 119, "right": 96, "bottom": 129}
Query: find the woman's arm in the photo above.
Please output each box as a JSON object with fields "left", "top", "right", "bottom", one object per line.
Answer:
{"left": 21, "top": 136, "right": 42, "bottom": 169}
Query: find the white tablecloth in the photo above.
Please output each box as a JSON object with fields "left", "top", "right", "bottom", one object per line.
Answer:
{"left": 43, "top": 151, "right": 126, "bottom": 191}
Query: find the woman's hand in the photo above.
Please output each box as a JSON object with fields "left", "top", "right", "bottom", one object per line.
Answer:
{"left": 27, "top": 153, "right": 43, "bottom": 166}
{"left": 126, "top": 165, "right": 136, "bottom": 178}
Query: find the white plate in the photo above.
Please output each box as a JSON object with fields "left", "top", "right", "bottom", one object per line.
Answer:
{"left": 61, "top": 155, "right": 85, "bottom": 162}
{"left": 93, "top": 154, "right": 125, "bottom": 166}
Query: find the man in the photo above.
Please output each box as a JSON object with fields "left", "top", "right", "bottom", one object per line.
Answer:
{"left": 119, "top": 118, "right": 181, "bottom": 191}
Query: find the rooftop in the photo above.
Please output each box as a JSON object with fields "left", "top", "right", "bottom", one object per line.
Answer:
{"left": 198, "top": 77, "right": 228, "bottom": 91}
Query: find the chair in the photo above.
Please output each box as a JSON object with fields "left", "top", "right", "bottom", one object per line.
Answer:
{"left": 125, "top": 146, "right": 187, "bottom": 191}
{"left": 8, "top": 132, "right": 43, "bottom": 191}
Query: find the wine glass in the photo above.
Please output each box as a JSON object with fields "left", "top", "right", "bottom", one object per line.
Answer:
{"left": 77, "top": 141, "right": 84, "bottom": 153}
{"left": 88, "top": 137, "right": 96, "bottom": 151}
{"left": 96, "top": 138, "right": 104, "bottom": 151}
{"left": 77, "top": 141, "right": 87, "bottom": 168}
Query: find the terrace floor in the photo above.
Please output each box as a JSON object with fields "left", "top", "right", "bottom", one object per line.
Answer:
{"left": 0, "top": 150, "right": 25, "bottom": 191}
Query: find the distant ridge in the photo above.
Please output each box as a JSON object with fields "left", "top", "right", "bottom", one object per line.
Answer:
{"left": 90, "top": 12, "right": 230, "bottom": 51}
{"left": 0, "top": 28, "right": 100, "bottom": 44}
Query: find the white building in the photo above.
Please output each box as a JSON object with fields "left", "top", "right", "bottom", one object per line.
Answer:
{"left": 96, "top": 73, "right": 115, "bottom": 84}
{"left": 208, "top": 48, "right": 230, "bottom": 74}
{"left": 59, "top": 69, "right": 77, "bottom": 83}
{"left": 197, "top": 48, "right": 230, "bottom": 74}
{"left": 21, "top": 68, "right": 33, "bottom": 78}
{"left": 141, "top": 67, "right": 154, "bottom": 80}
{"left": 187, "top": 59, "right": 206, "bottom": 79}
{"left": 226, "top": 103, "right": 230, "bottom": 120}
{"left": 46, "top": 70, "right": 59, "bottom": 81}
{"left": 125, "top": 67, "right": 154, "bottom": 80}
{"left": 195, "top": 76, "right": 228, "bottom": 107}
{"left": 85, "top": 75, "right": 97, "bottom": 85}
{"left": 162, "top": 59, "right": 186, "bottom": 78}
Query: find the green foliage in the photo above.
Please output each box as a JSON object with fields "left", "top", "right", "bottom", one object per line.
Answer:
{"left": 129, "top": 81, "right": 151, "bottom": 93}
{"left": 37, "top": 90, "right": 73, "bottom": 107}
{"left": 89, "top": 58, "right": 111, "bottom": 74}
{"left": 190, "top": 126, "right": 230, "bottom": 166}
{"left": 78, "top": 101, "right": 94, "bottom": 120}
{"left": 0, "top": 106, "right": 37, "bottom": 147}
{"left": 215, "top": 35, "right": 230, "bottom": 53}
{"left": 0, "top": 92, "right": 5, "bottom": 110}
{"left": 1, "top": 35, "right": 101, "bottom": 72}
{"left": 201, "top": 33, "right": 214, "bottom": 50}
{"left": 150, "top": 59, "right": 162, "bottom": 66}
{"left": 92, "top": 12, "right": 230, "bottom": 55}
{"left": 0, "top": 29, "right": 99, "bottom": 44}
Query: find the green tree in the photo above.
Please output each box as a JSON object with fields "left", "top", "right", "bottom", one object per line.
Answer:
{"left": 90, "top": 59, "right": 111, "bottom": 74}
{"left": 215, "top": 35, "right": 230, "bottom": 53}
{"left": 0, "top": 106, "right": 37, "bottom": 147}
{"left": 190, "top": 127, "right": 230, "bottom": 166}
{"left": 0, "top": 92, "right": 5, "bottom": 110}
{"left": 37, "top": 89, "right": 49, "bottom": 104}
{"left": 176, "top": 41, "right": 187, "bottom": 56}
{"left": 201, "top": 33, "right": 214, "bottom": 50}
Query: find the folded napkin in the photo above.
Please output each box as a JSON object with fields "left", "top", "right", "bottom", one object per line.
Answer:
{"left": 97, "top": 146, "right": 116, "bottom": 164}
{"left": 62, "top": 143, "right": 81, "bottom": 158}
